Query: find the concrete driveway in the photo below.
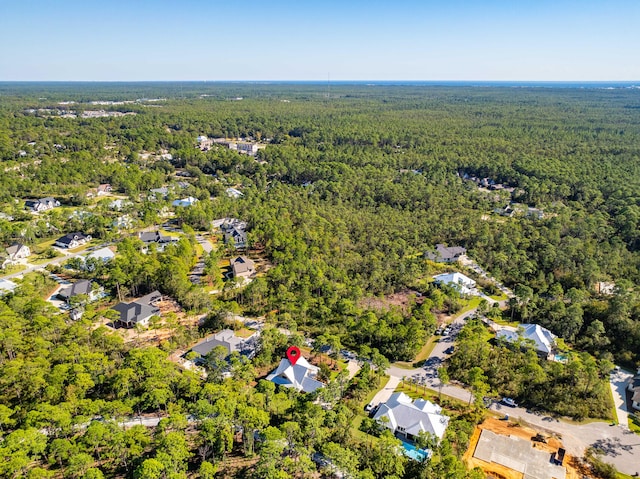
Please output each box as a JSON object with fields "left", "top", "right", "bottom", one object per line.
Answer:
{"left": 369, "top": 376, "right": 401, "bottom": 407}
{"left": 610, "top": 368, "right": 634, "bottom": 427}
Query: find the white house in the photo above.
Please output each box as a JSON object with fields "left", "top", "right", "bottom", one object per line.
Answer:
{"left": 3, "top": 243, "right": 31, "bottom": 267}
{"left": 226, "top": 188, "right": 244, "bottom": 199}
{"left": 426, "top": 244, "right": 467, "bottom": 263}
{"left": 0, "top": 279, "right": 18, "bottom": 295}
{"left": 85, "top": 247, "right": 116, "bottom": 263}
{"left": 373, "top": 392, "right": 450, "bottom": 441}
{"left": 496, "top": 323, "right": 556, "bottom": 358}
{"left": 55, "top": 232, "right": 91, "bottom": 249}
{"left": 433, "top": 272, "right": 476, "bottom": 295}
{"left": 25, "top": 197, "right": 60, "bottom": 212}
{"left": 266, "top": 355, "right": 324, "bottom": 393}
{"left": 172, "top": 196, "right": 199, "bottom": 207}
{"left": 97, "top": 184, "right": 112, "bottom": 196}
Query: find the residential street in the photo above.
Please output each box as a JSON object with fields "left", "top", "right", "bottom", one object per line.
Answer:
{"left": 381, "top": 306, "right": 640, "bottom": 475}
{"left": 1, "top": 241, "right": 118, "bottom": 282}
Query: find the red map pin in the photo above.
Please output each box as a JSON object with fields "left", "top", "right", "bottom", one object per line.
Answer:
{"left": 286, "top": 346, "right": 301, "bottom": 366}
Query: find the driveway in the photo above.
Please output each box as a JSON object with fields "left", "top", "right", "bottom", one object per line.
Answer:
{"left": 610, "top": 368, "right": 634, "bottom": 427}
{"left": 369, "top": 376, "right": 401, "bottom": 406}
{"left": 196, "top": 235, "right": 214, "bottom": 253}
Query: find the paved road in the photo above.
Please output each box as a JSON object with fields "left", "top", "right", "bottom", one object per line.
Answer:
{"left": 1, "top": 243, "right": 111, "bottom": 281}
{"left": 382, "top": 307, "right": 640, "bottom": 475}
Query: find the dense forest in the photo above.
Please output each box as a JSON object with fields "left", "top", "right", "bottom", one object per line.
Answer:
{"left": 0, "top": 82, "right": 639, "bottom": 477}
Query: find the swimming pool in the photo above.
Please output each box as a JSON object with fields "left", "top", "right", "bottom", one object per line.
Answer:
{"left": 400, "top": 440, "right": 429, "bottom": 461}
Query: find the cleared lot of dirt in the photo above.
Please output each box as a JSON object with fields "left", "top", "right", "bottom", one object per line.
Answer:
{"left": 463, "top": 418, "right": 585, "bottom": 479}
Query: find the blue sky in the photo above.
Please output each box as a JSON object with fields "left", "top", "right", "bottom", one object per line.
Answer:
{"left": 1, "top": 0, "right": 638, "bottom": 81}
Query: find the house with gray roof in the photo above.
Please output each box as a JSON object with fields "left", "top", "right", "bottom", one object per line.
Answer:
{"left": 223, "top": 226, "right": 247, "bottom": 249}
{"left": 58, "top": 280, "right": 103, "bottom": 304}
{"left": 373, "top": 392, "right": 450, "bottom": 442}
{"left": 230, "top": 256, "right": 255, "bottom": 280}
{"left": 112, "top": 299, "right": 160, "bottom": 329}
{"left": 25, "top": 197, "right": 60, "bottom": 212}
{"left": 267, "top": 355, "right": 324, "bottom": 394}
{"left": 0, "top": 279, "right": 18, "bottom": 295}
{"left": 425, "top": 244, "right": 467, "bottom": 263}
{"left": 138, "top": 231, "right": 178, "bottom": 252}
{"left": 496, "top": 323, "right": 557, "bottom": 359}
{"left": 191, "top": 329, "right": 259, "bottom": 361}
{"left": 85, "top": 247, "right": 115, "bottom": 263}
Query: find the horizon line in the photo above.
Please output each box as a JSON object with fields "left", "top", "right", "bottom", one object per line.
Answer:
{"left": 1, "top": 80, "right": 639, "bottom": 83}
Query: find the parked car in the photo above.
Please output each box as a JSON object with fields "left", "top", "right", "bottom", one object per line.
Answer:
{"left": 444, "top": 346, "right": 455, "bottom": 355}
{"left": 364, "top": 402, "right": 374, "bottom": 412}
{"left": 501, "top": 397, "right": 518, "bottom": 407}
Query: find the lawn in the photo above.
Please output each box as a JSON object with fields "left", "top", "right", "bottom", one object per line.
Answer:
{"left": 33, "top": 238, "right": 57, "bottom": 251}
{"left": 628, "top": 414, "right": 640, "bottom": 435}
{"left": 235, "top": 327, "right": 255, "bottom": 339}
{"left": 30, "top": 253, "right": 61, "bottom": 265}
{"left": 0, "top": 263, "right": 27, "bottom": 276}
{"left": 413, "top": 336, "right": 438, "bottom": 364}
{"left": 68, "top": 239, "right": 99, "bottom": 254}
{"left": 489, "top": 292, "right": 508, "bottom": 301}
{"left": 349, "top": 373, "right": 389, "bottom": 442}
{"left": 456, "top": 297, "right": 483, "bottom": 316}
{"left": 394, "top": 383, "right": 468, "bottom": 409}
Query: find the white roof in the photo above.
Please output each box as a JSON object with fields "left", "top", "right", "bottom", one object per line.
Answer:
{"left": 86, "top": 247, "right": 115, "bottom": 262}
{"left": 0, "top": 279, "right": 18, "bottom": 294}
{"left": 497, "top": 323, "right": 556, "bottom": 354}
{"left": 373, "top": 392, "right": 449, "bottom": 440}
{"left": 172, "top": 196, "right": 198, "bottom": 207}
{"left": 434, "top": 272, "right": 475, "bottom": 287}
{"left": 266, "top": 356, "right": 324, "bottom": 393}
{"left": 226, "top": 188, "right": 244, "bottom": 198}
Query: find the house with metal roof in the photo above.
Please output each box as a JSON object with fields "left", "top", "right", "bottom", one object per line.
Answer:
{"left": 433, "top": 272, "right": 477, "bottom": 296}
{"left": 496, "top": 323, "right": 557, "bottom": 359}
{"left": 373, "top": 392, "right": 450, "bottom": 442}
{"left": 425, "top": 244, "right": 467, "bottom": 263}
{"left": 57, "top": 279, "right": 102, "bottom": 304}
{"left": 111, "top": 291, "right": 162, "bottom": 328}
{"left": 191, "top": 329, "right": 259, "bottom": 361}
{"left": 266, "top": 355, "right": 324, "bottom": 394}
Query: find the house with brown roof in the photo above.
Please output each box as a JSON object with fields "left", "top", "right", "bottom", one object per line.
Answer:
{"left": 231, "top": 256, "right": 255, "bottom": 280}
{"left": 2, "top": 243, "right": 31, "bottom": 267}
{"left": 425, "top": 244, "right": 467, "bottom": 263}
